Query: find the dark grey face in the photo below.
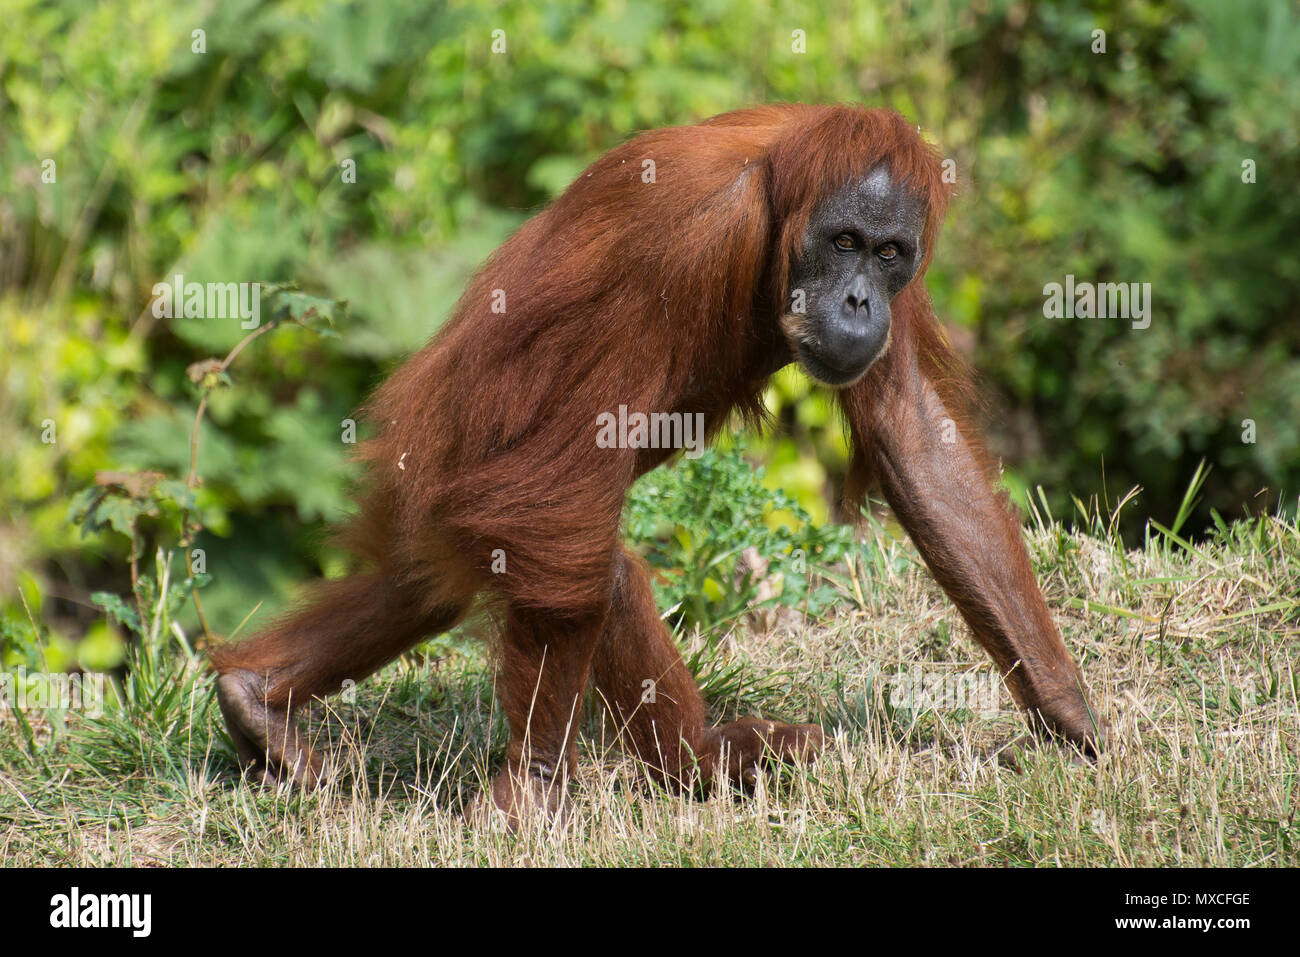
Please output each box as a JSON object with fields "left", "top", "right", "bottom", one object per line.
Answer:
{"left": 783, "top": 167, "right": 926, "bottom": 387}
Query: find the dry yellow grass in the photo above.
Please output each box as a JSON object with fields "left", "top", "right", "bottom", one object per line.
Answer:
{"left": 2, "top": 516, "right": 1296, "bottom": 866}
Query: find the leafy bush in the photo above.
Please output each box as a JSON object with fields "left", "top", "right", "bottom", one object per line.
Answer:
{"left": 626, "top": 447, "right": 856, "bottom": 631}
{"left": 2, "top": 0, "right": 1296, "bottom": 655}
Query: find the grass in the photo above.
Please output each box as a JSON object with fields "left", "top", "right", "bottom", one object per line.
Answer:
{"left": 2, "top": 505, "right": 1297, "bottom": 866}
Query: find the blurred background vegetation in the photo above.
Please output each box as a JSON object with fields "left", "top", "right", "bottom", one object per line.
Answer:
{"left": 2, "top": 0, "right": 1298, "bottom": 667}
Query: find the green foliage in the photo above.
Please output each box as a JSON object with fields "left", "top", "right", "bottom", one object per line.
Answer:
{"left": 31, "top": 286, "right": 347, "bottom": 683}
{"left": 1, "top": 0, "right": 1297, "bottom": 665}
{"left": 69, "top": 472, "right": 194, "bottom": 546}
{"left": 626, "top": 447, "right": 855, "bottom": 631}
{"left": 0, "top": 614, "right": 51, "bottom": 672}
{"left": 937, "top": 0, "right": 1300, "bottom": 535}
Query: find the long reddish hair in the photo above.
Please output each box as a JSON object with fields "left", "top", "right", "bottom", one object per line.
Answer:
{"left": 329, "top": 106, "right": 954, "bottom": 629}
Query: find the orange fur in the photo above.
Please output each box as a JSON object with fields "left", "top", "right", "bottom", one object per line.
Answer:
{"left": 211, "top": 104, "right": 1100, "bottom": 816}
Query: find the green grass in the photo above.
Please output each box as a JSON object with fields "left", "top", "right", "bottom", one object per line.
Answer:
{"left": 2, "top": 507, "right": 1297, "bottom": 866}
